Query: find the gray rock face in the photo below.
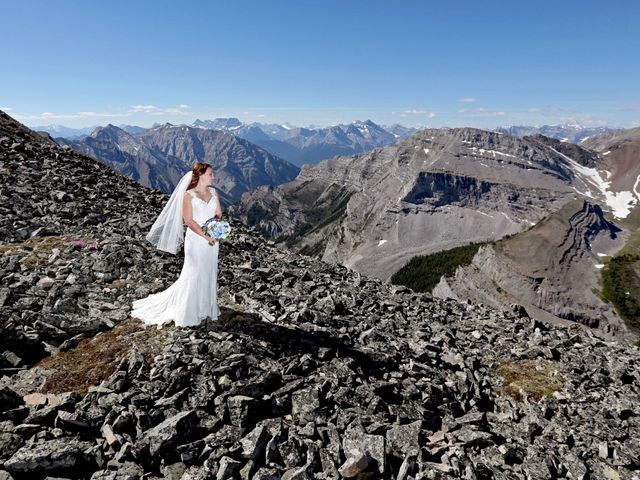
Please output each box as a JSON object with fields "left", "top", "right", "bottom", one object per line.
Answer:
{"left": 57, "top": 124, "right": 185, "bottom": 195}
{"left": 137, "top": 410, "right": 198, "bottom": 457}
{"left": 433, "top": 199, "right": 636, "bottom": 342}
{"left": 3, "top": 436, "right": 97, "bottom": 475}
{"left": 581, "top": 125, "right": 640, "bottom": 153}
{"left": 231, "top": 127, "right": 607, "bottom": 282}
{"left": 1, "top": 109, "right": 639, "bottom": 479}
{"left": 582, "top": 126, "right": 640, "bottom": 202}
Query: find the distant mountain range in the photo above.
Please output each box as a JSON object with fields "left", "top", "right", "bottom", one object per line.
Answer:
{"left": 40, "top": 119, "right": 622, "bottom": 167}
{"left": 32, "top": 124, "right": 96, "bottom": 139}
{"left": 188, "top": 118, "right": 415, "bottom": 167}
{"left": 32, "top": 124, "right": 145, "bottom": 140}
{"left": 495, "top": 123, "right": 618, "bottom": 144}
{"left": 56, "top": 124, "right": 300, "bottom": 204}
{"left": 39, "top": 119, "right": 417, "bottom": 167}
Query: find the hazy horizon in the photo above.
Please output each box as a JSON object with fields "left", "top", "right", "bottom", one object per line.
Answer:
{"left": 18, "top": 116, "right": 627, "bottom": 133}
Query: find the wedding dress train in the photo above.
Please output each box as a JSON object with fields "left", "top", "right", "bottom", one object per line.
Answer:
{"left": 131, "top": 186, "right": 221, "bottom": 328}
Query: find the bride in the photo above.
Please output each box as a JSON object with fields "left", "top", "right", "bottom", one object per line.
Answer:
{"left": 131, "top": 162, "right": 223, "bottom": 329}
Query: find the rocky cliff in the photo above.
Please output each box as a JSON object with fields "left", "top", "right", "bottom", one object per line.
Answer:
{"left": 1, "top": 110, "right": 639, "bottom": 479}
{"left": 231, "top": 128, "right": 610, "bottom": 282}
{"left": 433, "top": 200, "right": 637, "bottom": 342}
{"left": 581, "top": 127, "right": 640, "bottom": 201}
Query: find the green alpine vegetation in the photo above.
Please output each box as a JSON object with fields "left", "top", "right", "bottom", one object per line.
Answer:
{"left": 601, "top": 253, "right": 640, "bottom": 332}
{"left": 391, "top": 242, "right": 484, "bottom": 293}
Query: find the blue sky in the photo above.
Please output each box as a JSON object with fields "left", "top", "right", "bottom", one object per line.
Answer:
{"left": 1, "top": 0, "right": 639, "bottom": 129}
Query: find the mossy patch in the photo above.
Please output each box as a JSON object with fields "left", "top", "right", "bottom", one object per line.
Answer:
{"left": 1, "top": 234, "right": 98, "bottom": 268}
{"left": 107, "top": 278, "right": 135, "bottom": 289}
{"left": 34, "top": 318, "right": 167, "bottom": 396}
{"left": 0, "top": 234, "right": 96, "bottom": 255}
{"left": 496, "top": 359, "right": 565, "bottom": 402}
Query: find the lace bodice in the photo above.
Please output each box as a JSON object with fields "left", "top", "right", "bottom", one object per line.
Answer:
{"left": 187, "top": 187, "right": 218, "bottom": 225}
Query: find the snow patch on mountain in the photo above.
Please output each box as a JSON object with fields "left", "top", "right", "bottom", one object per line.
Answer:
{"left": 551, "top": 147, "right": 639, "bottom": 219}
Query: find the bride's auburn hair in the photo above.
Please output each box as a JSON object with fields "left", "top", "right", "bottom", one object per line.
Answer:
{"left": 187, "top": 162, "right": 213, "bottom": 190}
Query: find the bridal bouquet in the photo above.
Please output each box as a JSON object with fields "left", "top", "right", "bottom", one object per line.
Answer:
{"left": 202, "top": 218, "right": 232, "bottom": 244}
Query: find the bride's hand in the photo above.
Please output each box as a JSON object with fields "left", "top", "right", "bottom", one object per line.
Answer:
{"left": 205, "top": 234, "right": 217, "bottom": 245}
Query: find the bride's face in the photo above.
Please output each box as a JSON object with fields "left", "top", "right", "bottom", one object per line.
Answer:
{"left": 200, "top": 167, "right": 215, "bottom": 186}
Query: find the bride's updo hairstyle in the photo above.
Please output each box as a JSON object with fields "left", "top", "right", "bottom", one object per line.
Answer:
{"left": 187, "top": 162, "right": 213, "bottom": 190}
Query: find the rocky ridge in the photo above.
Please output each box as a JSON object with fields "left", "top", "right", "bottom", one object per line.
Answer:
{"left": 433, "top": 200, "right": 635, "bottom": 342}
{"left": 58, "top": 123, "right": 300, "bottom": 204}
{"left": 581, "top": 127, "right": 640, "bottom": 202}
{"left": 495, "top": 125, "right": 617, "bottom": 145}
{"left": 0, "top": 111, "right": 639, "bottom": 479}
{"left": 231, "top": 127, "right": 609, "bottom": 282}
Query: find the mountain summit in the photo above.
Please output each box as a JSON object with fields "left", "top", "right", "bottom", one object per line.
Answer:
{"left": 0, "top": 110, "right": 638, "bottom": 479}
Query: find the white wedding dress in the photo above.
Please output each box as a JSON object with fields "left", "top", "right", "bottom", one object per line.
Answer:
{"left": 131, "top": 186, "right": 221, "bottom": 328}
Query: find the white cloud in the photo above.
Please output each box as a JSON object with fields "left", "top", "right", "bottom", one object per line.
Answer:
{"left": 458, "top": 97, "right": 477, "bottom": 103}
{"left": 457, "top": 107, "right": 506, "bottom": 117}
{"left": 399, "top": 109, "right": 436, "bottom": 117}
{"left": 1, "top": 107, "right": 12, "bottom": 111}
{"left": 527, "top": 107, "right": 541, "bottom": 112}
{"left": 130, "top": 104, "right": 160, "bottom": 113}
{"left": 129, "top": 104, "right": 192, "bottom": 116}
{"left": 77, "top": 111, "right": 124, "bottom": 117}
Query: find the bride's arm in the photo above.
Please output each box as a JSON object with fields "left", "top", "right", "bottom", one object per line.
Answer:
{"left": 214, "top": 189, "right": 223, "bottom": 219}
{"left": 182, "top": 192, "right": 209, "bottom": 238}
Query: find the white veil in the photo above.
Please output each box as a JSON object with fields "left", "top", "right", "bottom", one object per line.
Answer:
{"left": 145, "top": 171, "right": 192, "bottom": 254}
